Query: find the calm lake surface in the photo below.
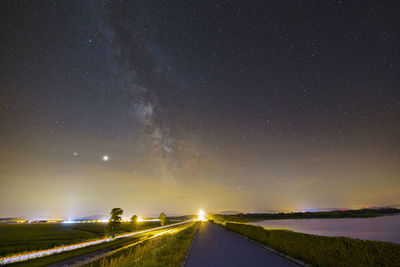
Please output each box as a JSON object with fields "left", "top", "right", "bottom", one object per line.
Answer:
{"left": 250, "top": 214, "right": 400, "bottom": 244}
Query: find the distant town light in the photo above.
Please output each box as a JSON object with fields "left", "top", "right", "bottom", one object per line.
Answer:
{"left": 198, "top": 209, "right": 207, "bottom": 221}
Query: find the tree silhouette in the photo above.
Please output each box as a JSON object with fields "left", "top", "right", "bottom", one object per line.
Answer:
{"left": 107, "top": 208, "right": 123, "bottom": 238}
{"left": 159, "top": 212, "right": 167, "bottom": 226}
{"left": 130, "top": 215, "right": 138, "bottom": 231}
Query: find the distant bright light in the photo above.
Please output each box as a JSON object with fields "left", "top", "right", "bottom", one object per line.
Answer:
{"left": 137, "top": 217, "right": 144, "bottom": 222}
{"left": 102, "top": 155, "right": 109, "bottom": 161}
{"left": 73, "top": 152, "right": 78, "bottom": 156}
{"left": 197, "top": 209, "right": 207, "bottom": 221}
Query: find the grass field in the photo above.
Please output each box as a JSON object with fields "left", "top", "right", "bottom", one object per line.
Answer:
{"left": 0, "top": 221, "right": 168, "bottom": 257}
{"left": 223, "top": 222, "right": 400, "bottom": 267}
{"left": 94, "top": 222, "right": 199, "bottom": 267}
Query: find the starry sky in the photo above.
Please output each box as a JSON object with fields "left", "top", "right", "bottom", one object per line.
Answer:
{"left": 0, "top": 0, "right": 399, "bottom": 218}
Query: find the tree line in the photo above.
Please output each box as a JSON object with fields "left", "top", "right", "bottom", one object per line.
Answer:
{"left": 107, "top": 208, "right": 169, "bottom": 238}
{"left": 212, "top": 208, "right": 400, "bottom": 222}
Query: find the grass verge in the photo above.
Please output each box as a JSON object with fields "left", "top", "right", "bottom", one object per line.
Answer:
{"left": 94, "top": 222, "right": 199, "bottom": 267}
{"left": 222, "top": 222, "right": 400, "bottom": 267}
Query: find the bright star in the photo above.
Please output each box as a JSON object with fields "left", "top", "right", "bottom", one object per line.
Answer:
{"left": 102, "top": 155, "right": 109, "bottom": 161}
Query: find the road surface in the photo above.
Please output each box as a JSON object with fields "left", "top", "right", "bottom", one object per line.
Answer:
{"left": 185, "top": 222, "right": 297, "bottom": 267}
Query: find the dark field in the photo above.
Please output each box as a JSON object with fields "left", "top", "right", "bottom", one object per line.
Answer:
{"left": 0, "top": 221, "right": 164, "bottom": 257}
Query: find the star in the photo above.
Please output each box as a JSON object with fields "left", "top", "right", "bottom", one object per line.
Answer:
{"left": 102, "top": 155, "right": 109, "bottom": 161}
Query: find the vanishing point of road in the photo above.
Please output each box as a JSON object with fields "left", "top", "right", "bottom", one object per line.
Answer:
{"left": 185, "top": 222, "right": 298, "bottom": 267}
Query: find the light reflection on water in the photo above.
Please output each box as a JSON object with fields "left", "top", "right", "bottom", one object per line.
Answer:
{"left": 250, "top": 214, "right": 400, "bottom": 244}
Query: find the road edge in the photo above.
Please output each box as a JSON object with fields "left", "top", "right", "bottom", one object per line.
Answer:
{"left": 214, "top": 222, "right": 308, "bottom": 266}
{"left": 181, "top": 222, "right": 200, "bottom": 267}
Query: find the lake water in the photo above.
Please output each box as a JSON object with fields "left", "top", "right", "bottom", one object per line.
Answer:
{"left": 249, "top": 214, "right": 400, "bottom": 244}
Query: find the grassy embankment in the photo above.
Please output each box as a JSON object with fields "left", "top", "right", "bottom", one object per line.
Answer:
{"left": 222, "top": 222, "right": 400, "bottom": 267}
{"left": 0, "top": 221, "right": 169, "bottom": 257}
{"left": 8, "top": 222, "right": 188, "bottom": 266}
{"left": 93, "top": 222, "right": 199, "bottom": 267}
{"left": 212, "top": 208, "right": 400, "bottom": 222}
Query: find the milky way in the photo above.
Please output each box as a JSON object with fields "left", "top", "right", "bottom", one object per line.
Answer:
{"left": 0, "top": 0, "right": 399, "bottom": 217}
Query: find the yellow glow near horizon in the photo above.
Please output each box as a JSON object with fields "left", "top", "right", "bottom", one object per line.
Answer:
{"left": 197, "top": 209, "right": 207, "bottom": 221}
{"left": 137, "top": 217, "right": 143, "bottom": 222}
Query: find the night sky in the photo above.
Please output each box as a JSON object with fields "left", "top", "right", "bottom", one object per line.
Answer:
{"left": 1, "top": 1, "right": 399, "bottom": 218}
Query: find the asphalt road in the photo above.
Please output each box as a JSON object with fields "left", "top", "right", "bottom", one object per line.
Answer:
{"left": 185, "top": 222, "right": 297, "bottom": 267}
